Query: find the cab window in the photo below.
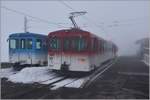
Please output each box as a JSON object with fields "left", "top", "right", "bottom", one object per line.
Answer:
{"left": 63, "top": 38, "right": 71, "bottom": 51}
{"left": 10, "top": 39, "right": 19, "bottom": 49}
{"left": 27, "top": 39, "right": 32, "bottom": 49}
{"left": 80, "top": 38, "right": 87, "bottom": 51}
{"left": 36, "top": 39, "right": 42, "bottom": 49}
{"left": 101, "top": 41, "right": 104, "bottom": 53}
{"left": 20, "top": 39, "right": 26, "bottom": 49}
{"left": 72, "top": 37, "right": 87, "bottom": 51}
{"left": 10, "top": 39, "right": 16, "bottom": 49}
{"left": 49, "top": 37, "right": 60, "bottom": 50}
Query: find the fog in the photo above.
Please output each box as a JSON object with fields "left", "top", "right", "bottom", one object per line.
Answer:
{"left": 0, "top": 1, "right": 149, "bottom": 62}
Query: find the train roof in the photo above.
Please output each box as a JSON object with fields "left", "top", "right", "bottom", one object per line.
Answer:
{"left": 9, "top": 32, "right": 46, "bottom": 38}
{"left": 48, "top": 28, "right": 117, "bottom": 47}
{"left": 48, "top": 28, "right": 90, "bottom": 36}
{"left": 48, "top": 28, "right": 105, "bottom": 40}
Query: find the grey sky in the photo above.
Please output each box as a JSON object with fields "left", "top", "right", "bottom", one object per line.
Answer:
{"left": 1, "top": 1, "right": 150, "bottom": 62}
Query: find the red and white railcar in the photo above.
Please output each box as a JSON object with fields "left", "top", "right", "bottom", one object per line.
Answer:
{"left": 47, "top": 28, "right": 117, "bottom": 73}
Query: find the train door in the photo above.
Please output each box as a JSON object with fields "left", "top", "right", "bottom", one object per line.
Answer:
{"left": 26, "top": 38, "right": 33, "bottom": 65}
{"left": 19, "top": 38, "right": 26, "bottom": 64}
{"left": 61, "top": 37, "right": 72, "bottom": 67}
{"left": 19, "top": 38, "right": 33, "bottom": 65}
{"left": 49, "top": 36, "right": 61, "bottom": 67}
{"left": 35, "top": 38, "right": 47, "bottom": 65}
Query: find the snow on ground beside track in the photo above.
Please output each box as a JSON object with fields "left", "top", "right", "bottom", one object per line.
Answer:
{"left": 51, "top": 78, "right": 77, "bottom": 90}
{"left": 1, "top": 67, "right": 87, "bottom": 88}
{"left": 7, "top": 66, "right": 56, "bottom": 84}
{"left": 41, "top": 77, "right": 64, "bottom": 84}
{"left": 64, "top": 78, "right": 86, "bottom": 88}
{"left": 0, "top": 68, "right": 17, "bottom": 78}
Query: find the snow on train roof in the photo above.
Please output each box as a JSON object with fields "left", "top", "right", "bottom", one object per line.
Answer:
{"left": 9, "top": 32, "right": 46, "bottom": 38}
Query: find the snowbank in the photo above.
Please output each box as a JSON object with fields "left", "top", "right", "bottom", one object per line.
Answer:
{"left": 8, "top": 66, "right": 54, "bottom": 83}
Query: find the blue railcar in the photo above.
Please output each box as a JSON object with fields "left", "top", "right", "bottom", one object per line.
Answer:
{"left": 8, "top": 32, "right": 48, "bottom": 68}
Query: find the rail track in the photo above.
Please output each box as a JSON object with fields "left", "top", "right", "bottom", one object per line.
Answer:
{"left": 81, "top": 58, "right": 117, "bottom": 88}
{"left": 3, "top": 58, "right": 117, "bottom": 99}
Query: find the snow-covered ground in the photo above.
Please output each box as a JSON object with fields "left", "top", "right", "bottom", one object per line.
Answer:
{"left": 8, "top": 67, "right": 55, "bottom": 83}
{"left": 1, "top": 66, "right": 54, "bottom": 83}
{"left": 0, "top": 67, "right": 17, "bottom": 78}
{"left": 64, "top": 78, "right": 86, "bottom": 88}
{"left": 51, "top": 78, "right": 77, "bottom": 90}
{"left": 1, "top": 67, "right": 86, "bottom": 89}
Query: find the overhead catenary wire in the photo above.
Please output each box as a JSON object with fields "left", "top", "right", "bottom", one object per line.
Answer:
{"left": 1, "top": 4, "right": 148, "bottom": 31}
{"left": 58, "top": 0, "right": 108, "bottom": 33}
{"left": 1, "top": 6, "right": 67, "bottom": 28}
{"left": 58, "top": 1, "right": 149, "bottom": 30}
{"left": 59, "top": 0, "right": 76, "bottom": 11}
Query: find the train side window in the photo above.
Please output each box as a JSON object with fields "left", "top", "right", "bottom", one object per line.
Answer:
{"left": 101, "top": 41, "right": 104, "bottom": 53}
{"left": 99, "top": 40, "right": 102, "bottom": 53}
{"left": 95, "top": 39, "right": 97, "bottom": 51}
{"left": 104, "top": 43, "right": 106, "bottom": 52}
{"left": 102, "top": 41, "right": 105, "bottom": 53}
{"left": 91, "top": 38, "right": 97, "bottom": 51}
{"left": 80, "top": 38, "right": 87, "bottom": 51}
{"left": 36, "top": 39, "right": 42, "bottom": 49}
{"left": 106, "top": 43, "right": 108, "bottom": 52}
{"left": 73, "top": 37, "right": 78, "bottom": 51}
{"left": 72, "top": 37, "right": 79, "bottom": 51}
{"left": 21, "top": 39, "right": 26, "bottom": 49}
{"left": 91, "top": 39, "right": 94, "bottom": 51}
{"left": 10, "top": 39, "right": 16, "bottom": 49}
{"left": 16, "top": 39, "right": 19, "bottom": 49}
{"left": 27, "top": 39, "right": 32, "bottom": 49}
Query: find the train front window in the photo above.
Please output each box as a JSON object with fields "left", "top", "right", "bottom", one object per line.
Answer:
{"left": 72, "top": 37, "right": 87, "bottom": 51}
{"left": 10, "top": 39, "right": 16, "bottom": 49}
{"left": 36, "top": 39, "right": 42, "bottom": 49}
{"left": 21, "top": 39, "right": 26, "bottom": 49}
{"left": 27, "top": 39, "right": 32, "bottom": 49}
{"left": 63, "top": 38, "right": 71, "bottom": 51}
{"left": 49, "top": 37, "right": 60, "bottom": 50}
{"left": 80, "top": 38, "right": 86, "bottom": 51}
{"left": 10, "top": 39, "right": 19, "bottom": 49}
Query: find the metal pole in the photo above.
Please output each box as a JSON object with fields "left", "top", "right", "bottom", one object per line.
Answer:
{"left": 24, "top": 16, "right": 27, "bottom": 33}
